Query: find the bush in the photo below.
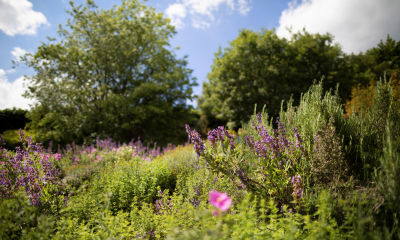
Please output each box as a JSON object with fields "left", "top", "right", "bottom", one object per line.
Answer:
{"left": 0, "top": 194, "right": 54, "bottom": 240}
{"left": 1, "top": 129, "right": 36, "bottom": 151}
{"left": 312, "top": 116, "right": 351, "bottom": 193}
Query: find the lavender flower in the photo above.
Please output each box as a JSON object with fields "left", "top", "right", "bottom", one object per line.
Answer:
{"left": 0, "top": 130, "right": 68, "bottom": 207}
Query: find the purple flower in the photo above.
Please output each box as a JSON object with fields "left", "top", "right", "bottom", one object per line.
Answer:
{"left": 209, "top": 190, "right": 232, "bottom": 212}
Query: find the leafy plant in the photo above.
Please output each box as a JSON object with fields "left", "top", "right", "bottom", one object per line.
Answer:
{"left": 185, "top": 114, "right": 309, "bottom": 206}
{"left": 0, "top": 130, "right": 68, "bottom": 217}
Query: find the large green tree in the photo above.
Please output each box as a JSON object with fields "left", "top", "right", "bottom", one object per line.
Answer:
{"left": 199, "top": 28, "right": 352, "bottom": 130}
{"left": 18, "top": 0, "right": 197, "bottom": 146}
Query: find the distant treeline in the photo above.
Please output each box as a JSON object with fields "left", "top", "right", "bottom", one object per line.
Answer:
{"left": 0, "top": 108, "right": 29, "bottom": 133}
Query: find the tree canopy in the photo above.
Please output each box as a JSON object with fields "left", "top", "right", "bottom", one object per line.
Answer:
{"left": 18, "top": 0, "right": 197, "bottom": 146}
{"left": 199, "top": 28, "right": 353, "bottom": 130}
{"left": 344, "top": 35, "right": 400, "bottom": 116}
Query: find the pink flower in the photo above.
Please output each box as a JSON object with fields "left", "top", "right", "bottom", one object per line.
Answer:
{"left": 53, "top": 154, "right": 61, "bottom": 161}
{"left": 212, "top": 209, "right": 220, "bottom": 216}
{"left": 73, "top": 162, "right": 77, "bottom": 165}
{"left": 74, "top": 157, "right": 79, "bottom": 162}
{"left": 0, "top": 161, "right": 4, "bottom": 165}
{"left": 145, "top": 157, "right": 151, "bottom": 161}
{"left": 82, "top": 151, "right": 86, "bottom": 154}
{"left": 209, "top": 190, "right": 232, "bottom": 212}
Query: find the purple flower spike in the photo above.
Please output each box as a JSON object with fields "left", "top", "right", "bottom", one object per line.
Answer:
{"left": 209, "top": 190, "right": 232, "bottom": 212}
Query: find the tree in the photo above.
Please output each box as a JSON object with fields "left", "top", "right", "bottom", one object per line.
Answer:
{"left": 17, "top": 0, "right": 197, "bottom": 147}
{"left": 199, "top": 28, "right": 352, "bottom": 130}
{"left": 344, "top": 35, "right": 400, "bottom": 116}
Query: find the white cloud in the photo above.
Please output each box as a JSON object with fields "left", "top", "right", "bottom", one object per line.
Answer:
{"left": 238, "top": 0, "right": 251, "bottom": 15}
{"left": 0, "top": 0, "right": 49, "bottom": 36}
{"left": 0, "top": 70, "right": 33, "bottom": 110}
{"left": 11, "top": 47, "right": 28, "bottom": 62}
{"left": 165, "top": 3, "right": 187, "bottom": 29}
{"left": 191, "top": 16, "right": 211, "bottom": 29}
{"left": 276, "top": 0, "right": 400, "bottom": 54}
{"left": 165, "top": 0, "right": 251, "bottom": 29}
{"left": 5, "top": 69, "right": 15, "bottom": 74}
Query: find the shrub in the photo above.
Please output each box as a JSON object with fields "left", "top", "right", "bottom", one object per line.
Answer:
{"left": 1, "top": 129, "right": 36, "bottom": 151}
{"left": 185, "top": 116, "right": 309, "bottom": 207}
{"left": 312, "top": 117, "right": 351, "bottom": 193}
{"left": 0, "top": 193, "right": 54, "bottom": 240}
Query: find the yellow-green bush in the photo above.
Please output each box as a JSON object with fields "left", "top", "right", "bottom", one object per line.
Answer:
{"left": 1, "top": 129, "right": 36, "bottom": 151}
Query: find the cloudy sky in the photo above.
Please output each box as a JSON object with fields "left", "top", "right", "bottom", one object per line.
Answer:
{"left": 1, "top": 0, "right": 399, "bottom": 110}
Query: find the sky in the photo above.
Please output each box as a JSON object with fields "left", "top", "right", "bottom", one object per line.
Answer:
{"left": 0, "top": 0, "right": 399, "bottom": 110}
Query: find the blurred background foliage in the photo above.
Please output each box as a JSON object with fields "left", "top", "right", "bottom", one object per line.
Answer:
{"left": 198, "top": 32, "right": 400, "bottom": 134}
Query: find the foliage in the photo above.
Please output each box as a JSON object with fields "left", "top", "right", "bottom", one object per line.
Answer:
{"left": 18, "top": 0, "right": 197, "bottom": 147}
{"left": 199, "top": 28, "right": 353, "bottom": 130}
{"left": 374, "top": 122, "right": 400, "bottom": 238}
{"left": 2, "top": 77, "right": 400, "bottom": 239}
{"left": 375, "top": 35, "right": 400, "bottom": 70}
{"left": 0, "top": 193, "right": 54, "bottom": 240}
{"left": 0, "top": 108, "right": 29, "bottom": 134}
{"left": 1, "top": 129, "right": 37, "bottom": 151}
{"left": 50, "top": 137, "right": 182, "bottom": 189}
{"left": 278, "top": 77, "right": 400, "bottom": 186}
{"left": 186, "top": 117, "right": 310, "bottom": 208}
{"left": 311, "top": 117, "right": 350, "bottom": 193}
{"left": 344, "top": 35, "right": 400, "bottom": 116}
{"left": 344, "top": 71, "right": 400, "bottom": 116}
{"left": 0, "top": 131, "right": 68, "bottom": 217}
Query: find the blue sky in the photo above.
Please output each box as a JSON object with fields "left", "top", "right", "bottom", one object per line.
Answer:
{"left": 1, "top": 0, "right": 399, "bottom": 110}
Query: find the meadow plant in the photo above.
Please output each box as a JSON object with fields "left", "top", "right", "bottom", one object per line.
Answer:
{"left": 312, "top": 117, "right": 351, "bottom": 193}
{"left": 209, "top": 190, "right": 232, "bottom": 215}
{"left": 0, "top": 193, "right": 54, "bottom": 240}
{"left": 0, "top": 130, "right": 67, "bottom": 215}
{"left": 186, "top": 116, "right": 309, "bottom": 206}
{"left": 57, "top": 139, "right": 182, "bottom": 190}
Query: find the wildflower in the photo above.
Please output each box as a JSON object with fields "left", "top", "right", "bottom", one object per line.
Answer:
{"left": 209, "top": 190, "right": 232, "bottom": 212}
{"left": 292, "top": 175, "right": 302, "bottom": 202}
{"left": 212, "top": 209, "right": 220, "bottom": 216}
{"left": 53, "top": 153, "right": 61, "bottom": 161}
